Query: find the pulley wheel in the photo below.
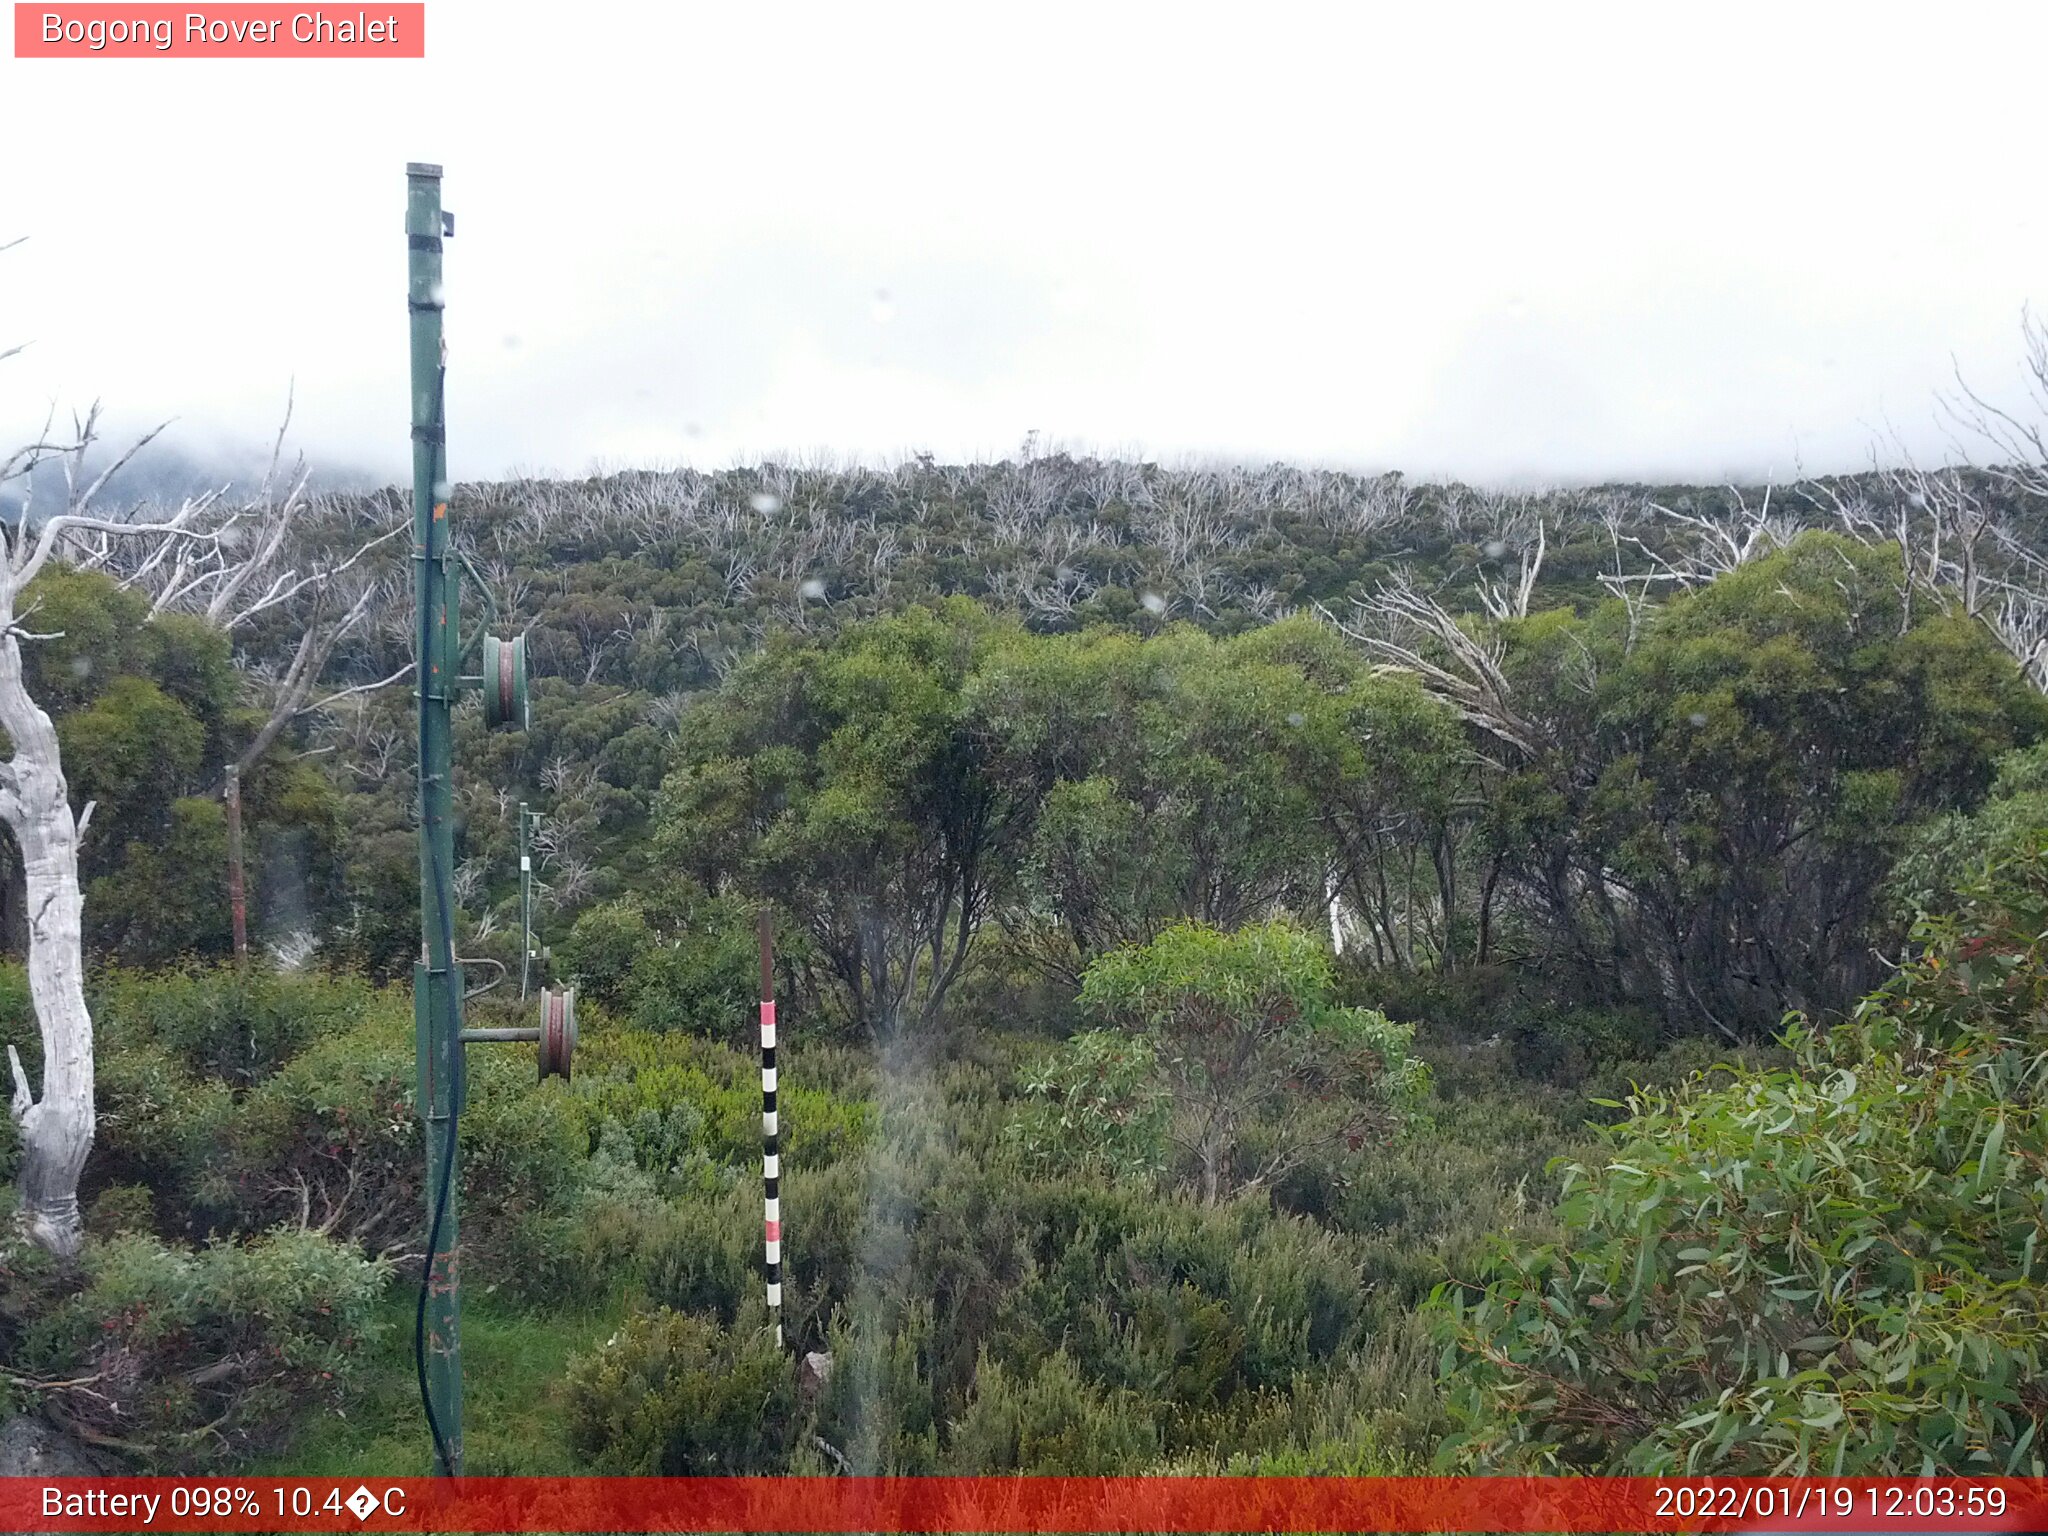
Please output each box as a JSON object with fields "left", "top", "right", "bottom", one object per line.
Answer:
{"left": 482, "top": 632, "right": 529, "bottom": 731}
{"left": 538, "top": 986, "right": 576, "bottom": 1081}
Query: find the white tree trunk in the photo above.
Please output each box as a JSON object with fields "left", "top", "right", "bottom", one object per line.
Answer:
{"left": 0, "top": 359, "right": 397, "bottom": 1260}
{"left": 0, "top": 625, "right": 93, "bottom": 1258}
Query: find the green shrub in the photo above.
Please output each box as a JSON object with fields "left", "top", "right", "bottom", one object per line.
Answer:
{"left": 573, "top": 1027, "right": 873, "bottom": 1178}
{"left": 557, "top": 901, "right": 651, "bottom": 1010}
{"left": 94, "top": 965, "right": 378, "bottom": 1089}
{"left": 779, "top": 1156, "right": 875, "bottom": 1331}
{"left": 1008, "top": 1030, "right": 1168, "bottom": 1180}
{"left": 980, "top": 1178, "right": 1373, "bottom": 1426}
{"left": 629, "top": 926, "right": 756, "bottom": 1038}
{"left": 1504, "top": 1004, "right": 1663, "bottom": 1083}
{"left": 816, "top": 1296, "right": 941, "bottom": 1473}
{"left": 1434, "top": 845, "right": 2048, "bottom": 1474}
{"left": 1080, "top": 920, "right": 1427, "bottom": 1205}
{"left": 14, "top": 1227, "right": 388, "bottom": 1466}
{"left": 0, "top": 963, "right": 37, "bottom": 1179}
{"left": 89, "top": 1039, "right": 234, "bottom": 1224}
{"left": 644, "top": 1183, "right": 758, "bottom": 1324}
{"left": 557, "top": 894, "right": 759, "bottom": 1037}
{"left": 221, "top": 1008, "right": 423, "bottom": 1252}
{"left": 85, "top": 1183, "right": 156, "bottom": 1239}
{"left": 1893, "top": 741, "right": 2048, "bottom": 921}
{"left": 948, "top": 1348, "right": 1159, "bottom": 1472}
{"left": 496, "top": 1188, "right": 665, "bottom": 1310}
{"left": 218, "top": 999, "right": 584, "bottom": 1261}
{"left": 564, "top": 1305, "right": 799, "bottom": 1472}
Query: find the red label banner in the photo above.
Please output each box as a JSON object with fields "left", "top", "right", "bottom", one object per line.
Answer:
{"left": 13, "top": 4, "right": 425, "bottom": 57}
{"left": 3, "top": 1476, "right": 2047, "bottom": 1533}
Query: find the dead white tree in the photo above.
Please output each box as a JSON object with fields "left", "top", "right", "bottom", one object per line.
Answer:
{"left": 92, "top": 393, "right": 413, "bottom": 785}
{"left": 0, "top": 402, "right": 224, "bottom": 1255}
{"left": 1942, "top": 306, "right": 2048, "bottom": 505}
{"left": 1794, "top": 316, "right": 2048, "bottom": 692}
{"left": 1595, "top": 498, "right": 1658, "bottom": 653}
{"left": 1638, "top": 484, "right": 1794, "bottom": 585}
{"left": 1475, "top": 520, "right": 1546, "bottom": 621}
{"left": 1328, "top": 573, "right": 1543, "bottom": 761}
{"left": 1, "top": 278, "right": 404, "bottom": 1250}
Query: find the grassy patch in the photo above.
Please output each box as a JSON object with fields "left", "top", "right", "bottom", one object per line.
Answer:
{"left": 257, "top": 1292, "right": 629, "bottom": 1477}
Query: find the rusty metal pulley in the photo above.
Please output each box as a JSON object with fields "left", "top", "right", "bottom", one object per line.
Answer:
{"left": 482, "top": 632, "right": 529, "bottom": 731}
{"left": 538, "top": 985, "right": 576, "bottom": 1081}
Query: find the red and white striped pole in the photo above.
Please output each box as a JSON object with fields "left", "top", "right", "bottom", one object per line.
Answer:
{"left": 758, "top": 908, "right": 782, "bottom": 1349}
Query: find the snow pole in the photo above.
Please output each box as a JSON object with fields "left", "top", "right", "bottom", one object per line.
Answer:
{"left": 759, "top": 907, "right": 783, "bottom": 1349}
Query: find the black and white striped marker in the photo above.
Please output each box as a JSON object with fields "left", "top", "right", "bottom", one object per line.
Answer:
{"left": 758, "top": 909, "right": 782, "bottom": 1350}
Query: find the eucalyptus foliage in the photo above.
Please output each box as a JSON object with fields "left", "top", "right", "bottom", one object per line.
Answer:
{"left": 1081, "top": 921, "right": 1427, "bottom": 1204}
{"left": 1435, "top": 841, "right": 2048, "bottom": 1473}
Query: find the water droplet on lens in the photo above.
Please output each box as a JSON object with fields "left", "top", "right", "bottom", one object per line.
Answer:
{"left": 1689, "top": 711, "right": 1708, "bottom": 727}
{"left": 1140, "top": 592, "right": 1166, "bottom": 615}
{"left": 751, "top": 493, "right": 782, "bottom": 514}
{"left": 1484, "top": 540, "right": 1507, "bottom": 560}
{"left": 871, "top": 288, "right": 895, "bottom": 324}
{"left": 1286, "top": 712, "right": 1306, "bottom": 727}
{"left": 799, "top": 578, "right": 825, "bottom": 600}
{"left": 69, "top": 656, "right": 91, "bottom": 678}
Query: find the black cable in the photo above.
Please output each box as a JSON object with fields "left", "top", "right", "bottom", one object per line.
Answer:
{"left": 413, "top": 359, "right": 460, "bottom": 1479}
{"left": 416, "top": 1107, "right": 459, "bottom": 1476}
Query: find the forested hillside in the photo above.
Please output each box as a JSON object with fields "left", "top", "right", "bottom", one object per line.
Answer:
{"left": 0, "top": 451, "right": 2043, "bottom": 1476}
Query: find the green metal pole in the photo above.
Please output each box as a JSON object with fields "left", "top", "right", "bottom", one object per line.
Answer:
{"left": 407, "top": 160, "right": 464, "bottom": 1476}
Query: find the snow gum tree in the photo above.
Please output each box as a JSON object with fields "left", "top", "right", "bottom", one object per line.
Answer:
{"left": 2, "top": 263, "right": 401, "bottom": 1252}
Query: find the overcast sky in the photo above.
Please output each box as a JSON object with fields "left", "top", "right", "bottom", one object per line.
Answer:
{"left": 4, "top": 2, "right": 2045, "bottom": 491}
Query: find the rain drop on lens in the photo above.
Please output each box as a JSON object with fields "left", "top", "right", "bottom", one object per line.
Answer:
{"left": 800, "top": 578, "right": 826, "bottom": 601}
{"left": 1689, "top": 712, "right": 1708, "bottom": 727}
{"left": 1484, "top": 540, "right": 1507, "bottom": 560}
{"left": 751, "top": 493, "right": 782, "bottom": 515}
{"left": 1140, "top": 592, "right": 1166, "bottom": 615}
{"left": 871, "top": 289, "right": 895, "bottom": 324}
{"left": 433, "top": 481, "right": 451, "bottom": 502}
